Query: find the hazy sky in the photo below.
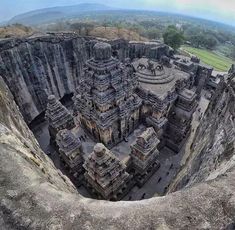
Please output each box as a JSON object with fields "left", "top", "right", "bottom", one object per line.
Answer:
{"left": 0, "top": 0, "right": 235, "bottom": 26}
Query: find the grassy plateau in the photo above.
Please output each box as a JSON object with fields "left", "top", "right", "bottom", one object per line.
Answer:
{"left": 181, "top": 46, "right": 235, "bottom": 72}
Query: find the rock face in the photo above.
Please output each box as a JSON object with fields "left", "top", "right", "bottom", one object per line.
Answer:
{"left": 0, "top": 35, "right": 169, "bottom": 124}
{"left": 1, "top": 71, "right": 235, "bottom": 229}
{"left": 169, "top": 74, "right": 235, "bottom": 192}
{"left": 0, "top": 34, "right": 90, "bottom": 123}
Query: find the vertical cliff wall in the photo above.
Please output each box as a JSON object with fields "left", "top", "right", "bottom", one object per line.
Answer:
{"left": 0, "top": 35, "right": 170, "bottom": 124}
{"left": 169, "top": 74, "right": 235, "bottom": 192}
{"left": 0, "top": 35, "right": 93, "bottom": 123}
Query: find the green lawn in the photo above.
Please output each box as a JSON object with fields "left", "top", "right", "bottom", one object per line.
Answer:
{"left": 181, "top": 46, "right": 235, "bottom": 72}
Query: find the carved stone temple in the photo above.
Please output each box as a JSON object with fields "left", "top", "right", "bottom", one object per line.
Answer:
{"left": 130, "top": 127, "right": 160, "bottom": 186}
{"left": 74, "top": 42, "right": 142, "bottom": 148}
{"left": 46, "top": 40, "right": 208, "bottom": 200}
{"left": 45, "top": 95, "right": 75, "bottom": 141}
{"left": 56, "top": 129, "right": 84, "bottom": 181}
{"left": 83, "top": 143, "right": 132, "bottom": 200}
{"left": 165, "top": 88, "right": 197, "bottom": 152}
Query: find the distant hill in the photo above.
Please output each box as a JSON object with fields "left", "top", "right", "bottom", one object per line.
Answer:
{"left": 8, "top": 3, "right": 115, "bottom": 26}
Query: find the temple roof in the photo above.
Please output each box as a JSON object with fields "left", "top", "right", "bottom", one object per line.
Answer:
{"left": 56, "top": 129, "right": 82, "bottom": 157}
{"left": 45, "top": 95, "right": 74, "bottom": 129}
{"left": 133, "top": 58, "right": 190, "bottom": 99}
{"left": 137, "top": 128, "right": 159, "bottom": 147}
{"left": 84, "top": 143, "right": 129, "bottom": 189}
{"left": 94, "top": 42, "right": 112, "bottom": 61}
{"left": 132, "top": 127, "right": 160, "bottom": 155}
{"left": 178, "top": 88, "right": 196, "bottom": 101}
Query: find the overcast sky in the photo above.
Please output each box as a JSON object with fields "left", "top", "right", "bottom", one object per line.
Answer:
{"left": 0, "top": 0, "right": 235, "bottom": 26}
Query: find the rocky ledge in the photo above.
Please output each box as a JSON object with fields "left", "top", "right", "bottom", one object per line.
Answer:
{"left": 0, "top": 69, "right": 235, "bottom": 229}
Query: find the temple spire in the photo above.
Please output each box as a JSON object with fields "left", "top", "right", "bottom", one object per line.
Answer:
{"left": 130, "top": 127, "right": 160, "bottom": 186}
{"left": 56, "top": 129, "right": 84, "bottom": 181}
{"left": 45, "top": 95, "right": 75, "bottom": 140}
{"left": 73, "top": 42, "right": 141, "bottom": 148}
{"left": 83, "top": 143, "right": 132, "bottom": 200}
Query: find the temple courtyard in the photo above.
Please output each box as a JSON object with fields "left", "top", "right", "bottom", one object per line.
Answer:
{"left": 29, "top": 41, "right": 215, "bottom": 201}
{"left": 31, "top": 92, "right": 209, "bottom": 200}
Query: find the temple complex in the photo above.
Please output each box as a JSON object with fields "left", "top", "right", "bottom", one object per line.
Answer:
{"left": 83, "top": 143, "right": 132, "bottom": 200}
{"left": 74, "top": 42, "right": 142, "bottom": 148}
{"left": 46, "top": 40, "right": 210, "bottom": 200}
{"left": 130, "top": 127, "right": 160, "bottom": 186}
{"left": 45, "top": 95, "right": 75, "bottom": 141}
{"left": 173, "top": 55, "right": 213, "bottom": 96}
{"left": 56, "top": 129, "right": 84, "bottom": 181}
{"left": 133, "top": 57, "right": 191, "bottom": 144}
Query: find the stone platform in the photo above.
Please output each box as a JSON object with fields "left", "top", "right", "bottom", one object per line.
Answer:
{"left": 133, "top": 58, "right": 175, "bottom": 84}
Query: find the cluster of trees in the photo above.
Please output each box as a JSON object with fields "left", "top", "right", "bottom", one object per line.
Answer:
{"left": 183, "top": 23, "right": 235, "bottom": 51}
{"left": 0, "top": 23, "right": 33, "bottom": 38}
{"left": 43, "top": 16, "right": 235, "bottom": 59}
{"left": 100, "top": 20, "right": 162, "bottom": 40}
{"left": 69, "top": 20, "right": 163, "bottom": 40}
{"left": 163, "top": 25, "right": 184, "bottom": 50}
{"left": 70, "top": 22, "right": 95, "bottom": 36}
{"left": 189, "top": 34, "right": 217, "bottom": 49}
{"left": 46, "top": 20, "right": 96, "bottom": 36}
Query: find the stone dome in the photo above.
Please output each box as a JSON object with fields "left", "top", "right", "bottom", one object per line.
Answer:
{"left": 48, "top": 95, "right": 56, "bottom": 103}
{"left": 94, "top": 42, "right": 112, "bottom": 61}
{"left": 94, "top": 143, "right": 106, "bottom": 157}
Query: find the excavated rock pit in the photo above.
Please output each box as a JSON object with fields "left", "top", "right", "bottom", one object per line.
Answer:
{"left": 0, "top": 34, "right": 235, "bottom": 229}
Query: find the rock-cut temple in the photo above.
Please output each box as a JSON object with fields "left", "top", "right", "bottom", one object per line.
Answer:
{"left": 45, "top": 40, "right": 212, "bottom": 200}
{"left": 75, "top": 42, "right": 142, "bottom": 148}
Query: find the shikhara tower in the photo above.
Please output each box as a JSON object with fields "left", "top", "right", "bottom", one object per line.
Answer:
{"left": 83, "top": 143, "right": 131, "bottom": 200}
{"left": 74, "top": 42, "right": 142, "bottom": 147}
{"left": 45, "top": 95, "right": 75, "bottom": 140}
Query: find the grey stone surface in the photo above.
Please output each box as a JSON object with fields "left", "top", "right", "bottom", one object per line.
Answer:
{"left": 0, "top": 69, "right": 235, "bottom": 229}
{"left": 170, "top": 74, "right": 235, "bottom": 192}
{"left": 0, "top": 34, "right": 91, "bottom": 123}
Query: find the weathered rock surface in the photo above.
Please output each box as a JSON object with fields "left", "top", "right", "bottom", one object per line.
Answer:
{"left": 0, "top": 34, "right": 91, "bottom": 123}
{"left": 1, "top": 70, "right": 235, "bottom": 229}
{"left": 169, "top": 75, "right": 235, "bottom": 192}
{"left": 0, "top": 35, "right": 169, "bottom": 124}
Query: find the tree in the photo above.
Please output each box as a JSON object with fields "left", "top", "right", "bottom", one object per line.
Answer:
{"left": 146, "top": 28, "right": 161, "bottom": 40}
{"left": 204, "top": 35, "right": 217, "bottom": 50}
{"left": 102, "top": 19, "right": 108, "bottom": 31}
{"left": 163, "top": 25, "right": 185, "bottom": 50}
{"left": 70, "top": 22, "right": 83, "bottom": 35}
{"left": 189, "top": 34, "right": 205, "bottom": 48}
{"left": 83, "top": 23, "right": 95, "bottom": 36}
{"left": 132, "top": 24, "right": 142, "bottom": 41}
{"left": 230, "top": 45, "right": 235, "bottom": 59}
{"left": 115, "top": 22, "right": 122, "bottom": 37}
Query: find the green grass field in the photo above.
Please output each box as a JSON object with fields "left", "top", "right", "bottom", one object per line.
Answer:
{"left": 181, "top": 46, "right": 235, "bottom": 72}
